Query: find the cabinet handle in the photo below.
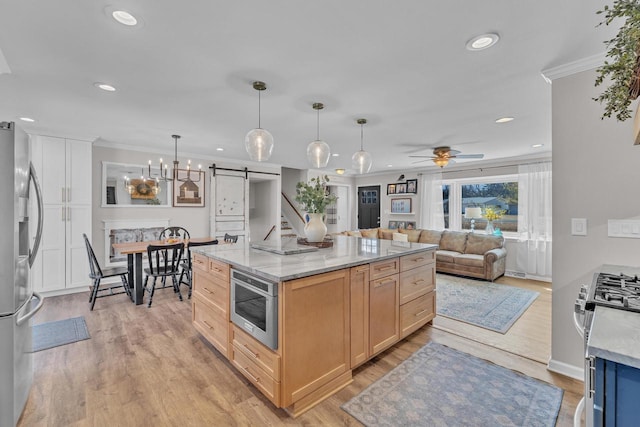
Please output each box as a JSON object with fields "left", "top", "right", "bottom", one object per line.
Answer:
{"left": 588, "top": 356, "right": 595, "bottom": 397}
{"left": 375, "top": 278, "right": 395, "bottom": 288}
{"left": 413, "top": 279, "right": 426, "bottom": 285}
{"left": 202, "top": 320, "right": 214, "bottom": 330}
{"left": 376, "top": 265, "right": 394, "bottom": 272}
{"left": 415, "top": 309, "right": 428, "bottom": 317}
{"left": 67, "top": 207, "right": 70, "bottom": 222}
{"left": 243, "top": 344, "right": 259, "bottom": 359}
{"left": 211, "top": 267, "right": 222, "bottom": 273}
{"left": 61, "top": 207, "right": 65, "bottom": 221}
{"left": 242, "top": 366, "right": 260, "bottom": 383}
{"left": 414, "top": 257, "right": 425, "bottom": 261}
{"left": 67, "top": 187, "right": 70, "bottom": 202}
{"left": 61, "top": 187, "right": 66, "bottom": 202}
{"left": 204, "top": 287, "right": 214, "bottom": 294}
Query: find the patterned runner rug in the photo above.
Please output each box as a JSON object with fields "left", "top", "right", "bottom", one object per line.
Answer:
{"left": 32, "top": 316, "right": 90, "bottom": 352}
{"left": 342, "top": 342, "right": 563, "bottom": 427}
{"left": 436, "top": 274, "right": 539, "bottom": 333}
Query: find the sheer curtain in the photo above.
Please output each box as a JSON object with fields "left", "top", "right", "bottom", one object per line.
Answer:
{"left": 517, "top": 162, "right": 552, "bottom": 277}
{"left": 419, "top": 172, "right": 445, "bottom": 230}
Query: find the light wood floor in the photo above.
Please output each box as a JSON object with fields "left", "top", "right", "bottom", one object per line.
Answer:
{"left": 19, "top": 277, "right": 582, "bottom": 427}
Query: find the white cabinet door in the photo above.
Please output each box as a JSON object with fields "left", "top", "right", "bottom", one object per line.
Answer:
{"left": 67, "top": 205, "right": 91, "bottom": 288}
{"left": 66, "top": 140, "right": 92, "bottom": 205}
{"left": 39, "top": 205, "right": 66, "bottom": 291}
{"left": 40, "top": 137, "right": 66, "bottom": 205}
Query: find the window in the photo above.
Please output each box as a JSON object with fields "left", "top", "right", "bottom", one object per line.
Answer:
{"left": 442, "top": 175, "right": 519, "bottom": 235}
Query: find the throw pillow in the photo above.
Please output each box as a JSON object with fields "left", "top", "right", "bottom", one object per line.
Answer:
{"left": 360, "top": 228, "right": 380, "bottom": 239}
{"left": 464, "top": 233, "right": 504, "bottom": 255}
{"left": 419, "top": 229, "right": 442, "bottom": 244}
{"left": 399, "top": 228, "right": 422, "bottom": 242}
{"left": 346, "top": 231, "right": 362, "bottom": 237}
{"left": 439, "top": 230, "right": 468, "bottom": 253}
{"left": 379, "top": 228, "right": 394, "bottom": 240}
{"left": 392, "top": 232, "right": 408, "bottom": 242}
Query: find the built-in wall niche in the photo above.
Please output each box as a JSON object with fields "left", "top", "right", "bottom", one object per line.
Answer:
{"left": 102, "top": 161, "right": 172, "bottom": 207}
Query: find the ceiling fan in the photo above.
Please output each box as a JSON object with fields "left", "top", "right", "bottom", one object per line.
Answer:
{"left": 409, "top": 146, "right": 484, "bottom": 168}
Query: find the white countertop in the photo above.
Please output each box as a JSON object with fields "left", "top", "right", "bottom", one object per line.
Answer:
{"left": 587, "top": 264, "right": 640, "bottom": 369}
{"left": 192, "top": 235, "right": 437, "bottom": 282}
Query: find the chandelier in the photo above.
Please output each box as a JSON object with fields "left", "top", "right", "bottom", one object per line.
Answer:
{"left": 158, "top": 134, "right": 201, "bottom": 183}
{"left": 123, "top": 163, "right": 161, "bottom": 196}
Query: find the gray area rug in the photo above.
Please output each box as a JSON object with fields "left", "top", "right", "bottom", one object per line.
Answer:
{"left": 342, "top": 342, "right": 563, "bottom": 427}
{"left": 436, "top": 274, "right": 539, "bottom": 333}
{"left": 32, "top": 316, "right": 90, "bottom": 352}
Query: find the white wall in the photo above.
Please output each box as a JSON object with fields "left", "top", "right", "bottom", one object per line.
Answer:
{"left": 551, "top": 69, "right": 640, "bottom": 375}
{"left": 249, "top": 180, "right": 278, "bottom": 242}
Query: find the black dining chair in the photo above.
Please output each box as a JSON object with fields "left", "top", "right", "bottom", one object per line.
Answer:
{"left": 224, "top": 233, "right": 238, "bottom": 243}
{"left": 83, "top": 233, "right": 132, "bottom": 311}
{"left": 143, "top": 242, "right": 185, "bottom": 308}
{"left": 159, "top": 226, "right": 190, "bottom": 240}
{"left": 179, "top": 239, "right": 219, "bottom": 298}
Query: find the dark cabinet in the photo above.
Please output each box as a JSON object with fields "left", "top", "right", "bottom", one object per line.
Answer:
{"left": 594, "top": 357, "right": 640, "bottom": 426}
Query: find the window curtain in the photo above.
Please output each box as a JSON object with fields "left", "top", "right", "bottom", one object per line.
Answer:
{"left": 516, "top": 162, "right": 552, "bottom": 277}
{"left": 419, "top": 172, "right": 445, "bottom": 230}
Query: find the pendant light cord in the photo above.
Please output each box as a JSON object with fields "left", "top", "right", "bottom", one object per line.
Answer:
{"left": 316, "top": 107, "right": 320, "bottom": 140}
{"left": 360, "top": 123, "right": 364, "bottom": 150}
{"left": 258, "top": 89, "right": 262, "bottom": 129}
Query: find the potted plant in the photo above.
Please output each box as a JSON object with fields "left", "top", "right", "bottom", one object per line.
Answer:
{"left": 483, "top": 206, "right": 506, "bottom": 235}
{"left": 295, "top": 175, "right": 337, "bottom": 242}
{"left": 594, "top": 1, "right": 640, "bottom": 121}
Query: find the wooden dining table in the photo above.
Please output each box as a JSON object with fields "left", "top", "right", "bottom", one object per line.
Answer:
{"left": 112, "top": 237, "right": 220, "bottom": 305}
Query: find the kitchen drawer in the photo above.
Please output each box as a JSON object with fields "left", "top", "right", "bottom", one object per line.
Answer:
{"left": 370, "top": 258, "right": 399, "bottom": 280}
{"left": 193, "top": 269, "right": 228, "bottom": 314}
{"left": 400, "top": 291, "right": 435, "bottom": 338}
{"left": 192, "top": 253, "right": 210, "bottom": 272}
{"left": 231, "top": 344, "right": 281, "bottom": 407}
{"left": 399, "top": 265, "right": 435, "bottom": 305}
{"left": 232, "top": 325, "right": 280, "bottom": 380}
{"left": 208, "top": 258, "right": 230, "bottom": 282}
{"left": 400, "top": 250, "right": 435, "bottom": 272}
{"left": 192, "top": 296, "right": 230, "bottom": 358}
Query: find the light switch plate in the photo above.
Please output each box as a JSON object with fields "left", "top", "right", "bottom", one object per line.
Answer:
{"left": 571, "top": 218, "right": 587, "bottom": 236}
{"left": 608, "top": 219, "right": 640, "bottom": 239}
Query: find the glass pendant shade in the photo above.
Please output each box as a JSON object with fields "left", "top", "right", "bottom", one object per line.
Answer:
{"left": 307, "top": 139, "right": 330, "bottom": 168}
{"left": 352, "top": 150, "right": 372, "bottom": 174}
{"left": 245, "top": 128, "right": 274, "bottom": 162}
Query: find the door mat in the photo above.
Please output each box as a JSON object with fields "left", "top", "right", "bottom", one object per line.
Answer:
{"left": 32, "top": 316, "right": 90, "bottom": 352}
{"left": 342, "top": 341, "right": 563, "bottom": 427}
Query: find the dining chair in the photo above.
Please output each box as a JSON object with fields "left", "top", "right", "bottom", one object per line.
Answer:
{"left": 143, "top": 242, "right": 185, "bottom": 308}
{"left": 224, "top": 233, "right": 238, "bottom": 243}
{"left": 83, "top": 233, "right": 132, "bottom": 311}
{"left": 179, "top": 239, "right": 219, "bottom": 298}
{"left": 160, "top": 226, "right": 190, "bottom": 240}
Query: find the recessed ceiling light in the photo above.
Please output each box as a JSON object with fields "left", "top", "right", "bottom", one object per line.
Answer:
{"left": 94, "top": 82, "right": 116, "bottom": 92}
{"left": 466, "top": 33, "right": 500, "bottom": 51}
{"left": 532, "top": 143, "right": 544, "bottom": 148}
{"left": 20, "top": 117, "right": 35, "bottom": 122}
{"left": 387, "top": 164, "right": 393, "bottom": 168}
{"left": 112, "top": 10, "right": 138, "bottom": 26}
{"left": 216, "top": 148, "right": 224, "bottom": 151}
{"left": 495, "top": 117, "right": 514, "bottom": 123}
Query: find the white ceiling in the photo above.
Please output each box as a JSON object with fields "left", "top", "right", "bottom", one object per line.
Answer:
{"left": 0, "top": 1, "right": 617, "bottom": 174}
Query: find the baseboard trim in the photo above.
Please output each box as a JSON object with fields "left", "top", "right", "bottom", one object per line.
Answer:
{"left": 547, "top": 358, "right": 584, "bottom": 381}
{"left": 40, "top": 286, "right": 88, "bottom": 298}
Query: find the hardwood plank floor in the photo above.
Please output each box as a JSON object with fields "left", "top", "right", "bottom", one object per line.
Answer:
{"left": 19, "top": 279, "right": 581, "bottom": 427}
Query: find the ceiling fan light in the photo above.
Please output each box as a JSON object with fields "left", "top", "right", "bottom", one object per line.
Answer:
{"left": 307, "top": 139, "right": 330, "bottom": 168}
{"left": 352, "top": 150, "right": 372, "bottom": 174}
{"left": 433, "top": 157, "right": 449, "bottom": 168}
{"left": 245, "top": 128, "right": 274, "bottom": 162}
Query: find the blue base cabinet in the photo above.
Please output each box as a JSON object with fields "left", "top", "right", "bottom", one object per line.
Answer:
{"left": 594, "top": 357, "right": 640, "bottom": 426}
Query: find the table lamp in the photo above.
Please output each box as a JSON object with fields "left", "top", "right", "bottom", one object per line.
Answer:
{"left": 465, "top": 207, "right": 483, "bottom": 233}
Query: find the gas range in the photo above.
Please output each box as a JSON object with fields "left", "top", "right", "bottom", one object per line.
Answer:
{"left": 585, "top": 272, "right": 640, "bottom": 313}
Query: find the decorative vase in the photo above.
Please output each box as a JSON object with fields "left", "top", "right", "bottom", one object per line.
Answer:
{"left": 304, "top": 213, "right": 327, "bottom": 242}
{"left": 485, "top": 220, "right": 495, "bottom": 235}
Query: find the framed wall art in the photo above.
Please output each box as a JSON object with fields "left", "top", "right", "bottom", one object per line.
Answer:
{"left": 173, "top": 169, "right": 206, "bottom": 207}
{"left": 390, "top": 198, "right": 412, "bottom": 213}
{"left": 406, "top": 179, "right": 417, "bottom": 194}
{"left": 387, "top": 184, "right": 396, "bottom": 195}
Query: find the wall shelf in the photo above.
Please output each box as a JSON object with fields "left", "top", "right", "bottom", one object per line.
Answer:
{"left": 389, "top": 212, "right": 415, "bottom": 215}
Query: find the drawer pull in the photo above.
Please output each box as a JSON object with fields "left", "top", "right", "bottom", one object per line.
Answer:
{"left": 243, "top": 344, "right": 259, "bottom": 359}
{"left": 413, "top": 279, "right": 426, "bottom": 285}
{"left": 376, "top": 265, "right": 395, "bottom": 272}
{"left": 202, "top": 320, "right": 214, "bottom": 330}
{"left": 413, "top": 257, "right": 425, "bottom": 261}
{"left": 204, "top": 287, "right": 214, "bottom": 294}
{"left": 375, "top": 278, "right": 395, "bottom": 288}
{"left": 242, "top": 366, "right": 260, "bottom": 383}
{"left": 414, "top": 309, "right": 428, "bottom": 317}
{"left": 211, "top": 267, "right": 222, "bottom": 273}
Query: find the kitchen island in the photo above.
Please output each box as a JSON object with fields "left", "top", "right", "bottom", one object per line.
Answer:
{"left": 191, "top": 235, "right": 437, "bottom": 416}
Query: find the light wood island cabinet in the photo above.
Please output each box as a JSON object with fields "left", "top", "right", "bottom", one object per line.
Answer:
{"left": 191, "top": 243, "right": 436, "bottom": 417}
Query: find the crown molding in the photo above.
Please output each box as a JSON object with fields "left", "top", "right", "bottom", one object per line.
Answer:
{"left": 541, "top": 52, "right": 607, "bottom": 83}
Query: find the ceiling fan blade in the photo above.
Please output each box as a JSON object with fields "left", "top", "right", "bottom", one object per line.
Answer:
{"left": 408, "top": 155, "right": 436, "bottom": 158}
{"left": 410, "top": 159, "right": 432, "bottom": 164}
{"left": 452, "top": 154, "right": 484, "bottom": 159}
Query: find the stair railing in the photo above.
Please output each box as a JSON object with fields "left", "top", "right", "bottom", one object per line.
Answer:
{"left": 263, "top": 225, "right": 276, "bottom": 241}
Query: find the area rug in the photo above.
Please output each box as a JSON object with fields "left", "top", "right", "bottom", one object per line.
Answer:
{"left": 32, "top": 316, "right": 90, "bottom": 352}
{"left": 436, "top": 274, "right": 539, "bottom": 333}
{"left": 341, "top": 342, "right": 563, "bottom": 427}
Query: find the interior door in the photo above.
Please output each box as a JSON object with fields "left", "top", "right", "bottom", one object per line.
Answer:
{"left": 357, "top": 186, "right": 380, "bottom": 229}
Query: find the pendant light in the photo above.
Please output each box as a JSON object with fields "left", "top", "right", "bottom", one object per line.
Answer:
{"left": 352, "top": 118, "right": 372, "bottom": 174}
{"left": 306, "top": 102, "right": 331, "bottom": 168}
{"left": 245, "top": 81, "right": 274, "bottom": 162}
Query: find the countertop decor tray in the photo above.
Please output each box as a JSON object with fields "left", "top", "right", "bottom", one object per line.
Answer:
{"left": 297, "top": 237, "right": 334, "bottom": 248}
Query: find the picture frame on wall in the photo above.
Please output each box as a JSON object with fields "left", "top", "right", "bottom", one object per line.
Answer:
{"left": 396, "top": 183, "right": 407, "bottom": 194}
{"left": 173, "top": 169, "right": 206, "bottom": 207}
{"left": 406, "top": 179, "right": 417, "bottom": 194}
{"left": 388, "top": 220, "right": 399, "bottom": 229}
{"left": 405, "top": 221, "right": 416, "bottom": 230}
{"left": 387, "top": 184, "right": 396, "bottom": 195}
{"left": 391, "top": 198, "right": 412, "bottom": 213}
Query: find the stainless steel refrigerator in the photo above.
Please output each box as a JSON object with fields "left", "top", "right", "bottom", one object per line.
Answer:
{"left": 0, "top": 121, "right": 44, "bottom": 427}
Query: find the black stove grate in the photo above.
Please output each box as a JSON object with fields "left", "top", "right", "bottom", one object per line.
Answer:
{"left": 586, "top": 272, "right": 640, "bottom": 313}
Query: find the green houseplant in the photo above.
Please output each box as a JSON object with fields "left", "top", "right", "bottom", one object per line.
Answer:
{"left": 295, "top": 175, "right": 337, "bottom": 242}
{"left": 594, "top": 0, "right": 640, "bottom": 121}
